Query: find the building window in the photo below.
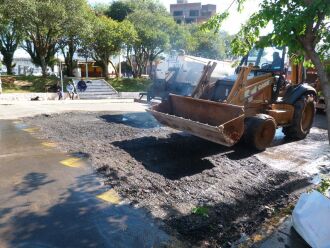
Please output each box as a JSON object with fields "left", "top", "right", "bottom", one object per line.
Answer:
{"left": 185, "top": 18, "right": 194, "bottom": 24}
{"left": 173, "top": 11, "right": 183, "bottom": 16}
{"left": 201, "top": 11, "right": 211, "bottom": 17}
{"left": 189, "top": 10, "right": 199, "bottom": 17}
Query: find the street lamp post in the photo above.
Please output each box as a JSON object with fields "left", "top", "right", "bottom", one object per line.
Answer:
{"left": 85, "top": 60, "right": 89, "bottom": 79}
{"left": 0, "top": 73, "right": 2, "bottom": 94}
{"left": 0, "top": 65, "right": 2, "bottom": 94}
{"left": 0, "top": 62, "right": 3, "bottom": 94}
{"left": 119, "top": 52, "right": 122, "bottom": 78}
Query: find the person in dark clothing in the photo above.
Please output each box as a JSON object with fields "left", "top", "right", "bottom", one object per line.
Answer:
{"left": 57, "top": 85, "right": 62, "bottom": 100}
{"left": 77, "top": 80, "right": 87, "bottom": 92}
{"left": 271, "top": 52, "right": 282, "bottom": 69}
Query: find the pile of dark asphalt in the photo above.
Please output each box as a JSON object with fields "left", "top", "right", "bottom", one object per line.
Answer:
{"left": 24, "top": 111, "right": 315, "bottom": 247}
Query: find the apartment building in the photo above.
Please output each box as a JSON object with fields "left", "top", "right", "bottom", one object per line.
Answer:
{"left": 170, "top": 0, "right": 217, "bottom": 24}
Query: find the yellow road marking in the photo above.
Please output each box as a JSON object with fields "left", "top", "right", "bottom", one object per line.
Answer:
{"left": 97, "top": 189, "right": 121, "bottom": 204}
{"left": 22, "top": 127, "right": 39, "bottom": 133}
{"left": 60, "top": 157, "right": 82, "bottom": 168}
{"left": 41, "top": 142, "right": 57, "bottom": 148}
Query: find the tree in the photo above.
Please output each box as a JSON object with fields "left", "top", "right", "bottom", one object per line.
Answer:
{"left": 0, "top": 3, "right": 24, "bottom": 75}
{"left": 60, "top": 0, "right": 93, "bottom": 76}
{"left": 91, "top": 3, "right": 109, "bottom": 16}
{"left": 209, "top": 0, "right": 330, "bottom": 142}
{"left": 188, "top": 24, "right": 232, "bottom": 60}
{"left": 106, "top": 1, "right": 132, "bottom": 22}
{"left": 127, "top": 10, "right": 176, "bottom": 77}
{"left": 0, "top": 19, "right": 22, "bottom": 75}
{"left": 169, "top": 24, "right": 196, "bottom": 54}
{"left": 5, "top": 0, "right": 70, "bottom": 76}
{"left": 126, "top": 0, "right": 168, "bottom": 15}
{"left": 89, "top": 16, "right": 136, "bottom": 79}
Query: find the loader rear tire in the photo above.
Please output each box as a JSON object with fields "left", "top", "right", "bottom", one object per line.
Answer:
{"left": 244, "top": 114, "right": 276, "bottom": 151}
{"left": 283, "top": 94, "right": 315, "bottom": 139}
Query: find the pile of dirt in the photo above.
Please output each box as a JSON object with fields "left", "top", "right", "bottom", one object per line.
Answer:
{"left": 24, "top": 112, "right": 311, "bottom": 247}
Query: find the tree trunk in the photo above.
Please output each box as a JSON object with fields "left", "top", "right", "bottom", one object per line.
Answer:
{"left": 126, "top": 46, "right": 136, "bottom": 77}
{"left": 40, "top": 56, "right": 48, "bottom": 77}
{"left": 149, "top": 60, "right": 154, "bottom": 79}
{"left": 3, "top": 53, "right": 14, "bottom": 75}
{"left": 66, "top": 39, "right": 76, "bottom": 77}
{"left": 305, "top": 48, "right": 330, "bottom": 144}
{"left": 102, "top": 60, "right": 109, "bottom": 79}
{"left": 109, "top": 60, "right": 118, "bottom": 77}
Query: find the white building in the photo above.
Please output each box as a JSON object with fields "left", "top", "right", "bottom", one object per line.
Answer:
{"left": 0, "top": 48, "right": 63, "bottom": 76}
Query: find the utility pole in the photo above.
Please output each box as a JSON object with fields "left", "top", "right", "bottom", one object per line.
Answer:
{"left": 85, "top": 58, "right": 89, "bottom": 79}
{"left": 119, "top": 53, "right": 122, "bottom": 78}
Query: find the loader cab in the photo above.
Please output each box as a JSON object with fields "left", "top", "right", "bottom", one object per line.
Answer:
{"left": 241, "top": 46, "right": 288, "bottom": 74}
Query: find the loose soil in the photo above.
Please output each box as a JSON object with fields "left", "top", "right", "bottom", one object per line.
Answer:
{"left": 23, "top": 111, "right": 323, "bottom": 247}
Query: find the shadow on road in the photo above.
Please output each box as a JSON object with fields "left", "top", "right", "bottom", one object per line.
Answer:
{"left": 113, "top": 133, "right": 261, "bottom": 180}
{"left": 14, "top": 172, "right": 55, "bottom": 196}
{"left": 2, "top": 173, "right": 170, "bottom": 248}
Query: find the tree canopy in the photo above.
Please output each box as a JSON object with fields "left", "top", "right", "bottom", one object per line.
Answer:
{"left": 106, "top": 1, "right": 132, "bottom": 22}
{"left": 5, "top": 0, "right": 72, "bottom": 75}
{"left": 59, "top": 0, "right": 93, "bottom": 76}
{"left": 0, "top": 4, "right": 23, "bottom": 74}
{"left": 0, "top": 0, "right": 234, "bottom": 80}
{"left": 89, "top": 15, "right": 137, "bottom": 78}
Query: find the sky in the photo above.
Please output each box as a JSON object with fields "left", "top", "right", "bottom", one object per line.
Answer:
{"left": 87, "top": 0, "right": 263, "bottom": 35}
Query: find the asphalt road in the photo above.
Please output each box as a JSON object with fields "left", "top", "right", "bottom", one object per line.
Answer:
{"left": 0, "top": 120, "right": 171, "bottom": 248}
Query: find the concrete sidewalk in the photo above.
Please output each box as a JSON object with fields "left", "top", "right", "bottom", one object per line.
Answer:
{"left": 0, "top": 120, "right": 173, "bottom": 248}
{"left": 0, "top": 99, "right": 148, "bottom": 120}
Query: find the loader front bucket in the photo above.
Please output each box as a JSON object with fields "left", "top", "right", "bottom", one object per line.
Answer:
{"left": 147, "top": 94, "right": 245, "bottom": 147}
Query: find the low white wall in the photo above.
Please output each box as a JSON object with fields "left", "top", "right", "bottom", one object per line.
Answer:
{"left": 0, "top": 92, "right": 143, "bottom": 101}
{"left": 117, "top": 92, "right": 141, "bottom": 99}
{"left": 0, "top": 93, "right": 62, "bottom": 101}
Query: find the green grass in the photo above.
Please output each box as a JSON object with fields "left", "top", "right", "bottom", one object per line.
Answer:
{"left": 316, "top": 178, "right": 330, "bottom": 196}
{"left": 1, "top": 75, "right": 152, "bottom": 93}
{"left": 192, "top": 206, "right": 209, "bottom": 218}
{"left": 2, "top": 88, "right": 30, "bottom": 93}
{"left": 1, "top": 75, "right": 69, "bottom": 93}
{"left": 107, "top": 78, "right": 152, "bottom": 92}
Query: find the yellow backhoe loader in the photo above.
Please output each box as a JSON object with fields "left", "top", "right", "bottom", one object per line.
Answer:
{"left": 148, "top": 47, "right": 316, "bottom": 150}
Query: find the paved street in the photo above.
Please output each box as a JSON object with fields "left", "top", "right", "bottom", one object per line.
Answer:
{"left": 0, "top": 119, "right": 171, "bottom": 248}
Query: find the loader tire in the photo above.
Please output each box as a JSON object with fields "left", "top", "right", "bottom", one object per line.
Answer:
{"left": 244, "top": 114, "right": 276, "bottom": 151}
{"left": 283, "top": 94, "right": 315, "bottom": 139}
